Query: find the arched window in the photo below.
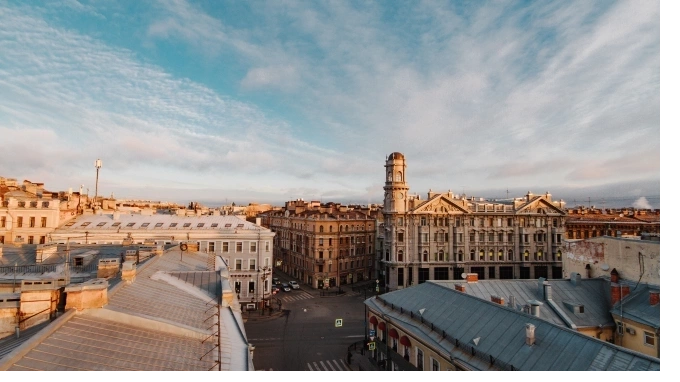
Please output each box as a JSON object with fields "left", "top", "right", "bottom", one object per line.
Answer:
{"left": 319, "top": 226, "right": 324, "bottom": 233}
{"left": 480, "top": 250, "right": 485, "bottom": 261}
{"left": 330, "top": 226, "right": 333, "bottom": 232}
{"left": 524, "top": 250, "right": 529, "bottom": 261}
{"left": 508, "top": 250, "right": 513, "bottom": 261}
{"left": 458, "top": 250, "right": 464, "bottom": 262}
{"left": 470, "top": 250, "right": 476, "bottom": 261}
{"left": 398, "top": 250, "right": 404, "bottom": 262}
{"left": 489, "top": 251, "right": 494, "bottom": 261}
{"left": 345, "top": 225, "right": 349, "bottom": 232}
{"left": 388, "top": 172, "right": 393, "bottom": 182}
{"left": 498, "top": 250, "right": 503, "bottom": 261}
{"left": 556, "top": 250, "right": 562, "bottom": 261}
{"left": 438, "top": 250, "right": 444, "bottom": 261}
{"left": 385, "top": 250, "right": 391, "bottom": 262}
{"left": 396, "top": 171, "right": 402, "bottom": 182}
{"left": 537, "top": 250, "right": 543, "bottom": 260}
{"left": 423, "top": 251, "right": 428, "bottom": 262}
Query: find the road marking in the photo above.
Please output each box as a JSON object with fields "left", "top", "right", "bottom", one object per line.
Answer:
{"left": 332, "top": 359, "right": 344, "bottom": 370}
{"left": 312, "top": 362, "right": 321, "bottom": 371}
{"left": 307, "top": 364, "right": 314, "bottom": 371}
{"left": 320, "top": 361, "right": 329, "bottom": 371}
{"left": 345, "top": 335, "right": 365, "bottom": 338}
{"left": 306, "top": 360, "right": 351, "bottom": 371}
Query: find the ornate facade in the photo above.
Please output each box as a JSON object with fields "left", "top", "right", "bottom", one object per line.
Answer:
{"left": 381, "top": 152, "right": 568, "bottom": 291}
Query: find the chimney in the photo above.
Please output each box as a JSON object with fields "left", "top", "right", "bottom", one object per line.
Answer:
{"left": 491, "top": 295, "right": 505, "bottom": 305}
{"left": 570, "top": 272, "right": 582, "bottom": 286}
{"left": 610, "top": 268, "right": 619, "bottom": 283}
{"left": 538, "top": 277, "right": 546, "bottom": 299}
{"left": 121, "top": 262, "right": 137, "bottom": 284}
{"left": 611, "top": 283, "right": 631, "bottom": 305}
{"left": 509, "top": 295, "right": 516, "bottom": 309}
{"left": 525, "top": 324, "right": 536, "bottom": 346}
{"left": 527, "top": 300, "right": 543, "bottom": 317}
{"left": 466, "top": 273, "right": 478, "bottom": 283}
{"left": 454, "top": 283, "right": 466, "bottom": 293}
{"left": 543, "top": 282, "right": 553, "bottom": 301}
{"left": 649, "top": 290, "right": 659, "bottom": 306}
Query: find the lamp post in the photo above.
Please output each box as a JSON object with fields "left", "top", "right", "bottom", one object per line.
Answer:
{"left": 94, "top": 159, "right": 102, "bottom": 210}
{"left": 260, "top": 266, "right": 271, "bottom": 315}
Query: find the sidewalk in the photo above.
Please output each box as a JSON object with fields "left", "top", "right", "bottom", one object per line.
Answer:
{"left": 346, "top": 342, "right": 378, "bottom": 371}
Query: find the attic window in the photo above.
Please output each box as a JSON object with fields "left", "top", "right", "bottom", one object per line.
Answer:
{"left": 183, "top": 223, "right": 191, "bottom": 227}
{"left": 169, "top": 223, "right": 177, "bottom": 227}
{"left": 97, "top": 222, "right": 106, "bottom": 227}
{"left": 155, "top": 223, "right": 163, "bottom": 227}
{"left": 141, "top": 223, "right": 150, "bottom": 227}
{"left": 225, "top": 224, "right": 232, "bottom": 227}
{"left": 126, "top": 223, "right": 135, "bottom": 227}
{"left": 65, "top": 222, "right": 76, "bottom": 227}
{"left": 111, "top": 222, "right": 121, "bottom": 227}
{"left": 80, "top": 222, "right": 91, "bottom": 227}
{"left": 237, "top": 224, "right": 244, "bottom": 228}
{"left": 211, "top": 223, "right": 218, "bottom": 228}
{"left": 197, "top": 223, "right": 205, "bottom": 227}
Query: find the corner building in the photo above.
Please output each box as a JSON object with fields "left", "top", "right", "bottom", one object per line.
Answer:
{"left": 381, "top": 152, "right": 567, "bottom": 291}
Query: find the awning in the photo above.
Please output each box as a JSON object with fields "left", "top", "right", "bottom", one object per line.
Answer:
{"left": 378, "top": 322, "right": 386, "bottom": 330}
{"left": 369, "top": 316, "right": 378, "bottom": 325}
{"left": 400, "top": 335, "right": 412, "bottom": 347}
{"left": 388, "top": 328, "right": 399, "bottom": 339}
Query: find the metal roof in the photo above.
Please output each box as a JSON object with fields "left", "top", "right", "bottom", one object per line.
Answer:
{"left": 56, "top": 213, "right": 267, "bottom": 231}
{"left": 611, "top": 284, "right": 660, "bottom": 329}
{"left": 366, "top": 281, "right": 660, "bottom": 371}
{"left": 437, "top": 278, "right": 614, "bottom": 329}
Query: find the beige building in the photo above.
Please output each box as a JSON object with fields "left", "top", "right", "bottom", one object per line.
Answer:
{"left": 380, "top": 152, "right": 568, "bottom": 292}
{"left": 563, "top": 236, "right": 660, "bottom": 285}
{"left": 261, "top": 200, "right": 378, "bottom": 289}
{"left": 1, "top": 178, "right": 61, "bottom": 246}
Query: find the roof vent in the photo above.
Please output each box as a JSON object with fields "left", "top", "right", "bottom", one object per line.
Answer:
{"left": 570, "top": 272, "right": 582, "bottom": 286}
{"left": 525, "top": 324, "right": 536, "bottom": 346}
{"left": 527, "top": 300, "right": 543, "bottom": 317}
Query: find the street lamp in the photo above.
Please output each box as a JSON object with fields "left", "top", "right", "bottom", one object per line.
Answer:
{"left": 94, "top": 159, "right": 102, "bottom": 210}
{"left": 259, "top": 266, "right": 271, "bottom": 315}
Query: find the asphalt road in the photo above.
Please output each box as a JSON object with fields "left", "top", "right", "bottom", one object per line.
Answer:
{"left": 245, "top": 286, "right": 372, "bottom": 371}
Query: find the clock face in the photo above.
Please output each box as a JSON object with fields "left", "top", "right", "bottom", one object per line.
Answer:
{"left": 397, "top": 192, "right": 403, "bottom": 199}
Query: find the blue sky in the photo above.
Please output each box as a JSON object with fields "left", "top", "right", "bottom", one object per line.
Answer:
{"left": 0, "top": 0, "right": 662, "bottom": 208}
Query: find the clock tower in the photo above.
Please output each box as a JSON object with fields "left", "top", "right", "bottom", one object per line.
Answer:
{"left": 384, "top": 152, "right": 409, "bottom": 214}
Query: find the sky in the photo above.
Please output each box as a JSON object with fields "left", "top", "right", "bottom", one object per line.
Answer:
{"left": 0, "top": 0, "right": 663, "bottom": 209}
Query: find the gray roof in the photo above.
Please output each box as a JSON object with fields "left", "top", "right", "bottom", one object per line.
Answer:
{"left": 437, "top": 278, "right": 614, "bottom": 329}
{"left": 366, "top": 281, "right": 660, "bottom": 371}
{"left": 611, "top": 284, "right": 660, "bottom": 329}
{"left": 5, "top": 314, "right": 215, "bottom": 371}
{"left": 57, "top": 213, "right": 267, "bottom": 232}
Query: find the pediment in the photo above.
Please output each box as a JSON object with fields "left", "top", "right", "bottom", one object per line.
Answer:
{"left": 517, "top": 197, "right": 565, "bottom": 215}
{"left": 412, "top": 195, "right": 470, "bottom": 214}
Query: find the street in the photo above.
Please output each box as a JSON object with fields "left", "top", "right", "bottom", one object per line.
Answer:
{"left": 245, "top": 271, "right": 374, "bottom": 371}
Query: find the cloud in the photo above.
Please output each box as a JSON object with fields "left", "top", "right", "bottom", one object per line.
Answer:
{"left": 632, "top": 196, "right": 652, "bottom": 210}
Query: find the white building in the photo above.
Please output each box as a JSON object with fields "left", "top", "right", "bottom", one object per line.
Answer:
{"left": 49, "top": 212, "right": 276, "bottom": 310}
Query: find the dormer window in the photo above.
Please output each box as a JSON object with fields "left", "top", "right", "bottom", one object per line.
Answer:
{"left": 111, "top": 222, "right": 121, "bottom": 227}
{"left": 183, "top": 223, "right": 191, "bottom": 227}
{"left": 169, "top": 223, "right": 177, "bottom": 227}
{"left": 126, "top": 223, "right": 135, "bottom": 227}
{"left": 155, "top": 223, "right": 163, "bottom": 227}
{"left": 211, "top": 223, "right": 218, "bottom": 228}
{"left": 225, "top": 223, "right": 232, "bottom": 227}
{"left": 141, "top": 223, "right": 150, "bottom": 227}
{"left": 80, "top": 222, "right": 91, "bottom": 227}
{"left": 97, "top": 222, "right": 106, "bottom": 227}
{"left": 237, "top": 224, "right": 244, "bottom": 228}
{"left": 197, "top": 223, "right": 205, "bottom": 227}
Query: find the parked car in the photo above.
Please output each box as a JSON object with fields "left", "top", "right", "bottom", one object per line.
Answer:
{"left": 280, "top": 283, "right": 292, "bottom": 292}
{"left": 273, "top": 277, "right": 280, "bottom": 284}
{"left": 289, "top": 280, "right": 300, "bottom": 290}
{"left": 271, "top": 286, "right": 280, "bottom": 293}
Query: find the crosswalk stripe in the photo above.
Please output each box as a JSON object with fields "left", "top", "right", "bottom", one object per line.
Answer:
{"left": 320, "top": 361, "right": 329, "bottom": 371}
{"left": 307, "top": 364, "right": 314, "bottom": 371}
{"left": 312, "top": 362, "right": 321, "bottom": 371}
{"left": 340, "top": 359, "right": 351, "bottom": 370}
{"left": 331, "top": 360, "right": 345, "bottom": 371}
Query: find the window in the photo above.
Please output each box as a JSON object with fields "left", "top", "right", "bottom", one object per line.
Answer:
{"left": 319, "top": 226, "right": 324, "bottom": 233}
{"left": 644, "top": 331, "right": 655, "bottom": 346}
{"left": 392, "top": 337, "right": 398, "bottom": 351}
{"left": 617, "top": 321, "right": 623, "bottom": 335}
{"left": 508, "top": 232, "right": 513, "bottom": 242}
{"left": 398, "top": 232, "right": 404, "bottom": 242}
{"left": 222, "top": 242, "right": 229, "bottom": 252}
{"left": 319, "top": 238, "right": 324, "bottom": 246}
{"left": 431, "top": 358, "right": 440, "bottom": 371}
{"left": 248, "top": 281, "right": 255, "bottom": 294}
{"left": 398, "top": 217, "right": 404, "bottom": 226}
{"left": 455, "top": 217, "right": 461, "bottom": 227}
{"left": 197, "top": 223, "right": 205, "bottom": 227}
{"left": 250, "top": 242, "right": 257, "bottom": 252}
{"left": 169, "top": 223, "right": 177, "bottom": 227}
{"left": 17, "top": 217, "right": 23, "bottom": 227}
{"left": 0, "top": 217, "right": 5, "bottom": 228}
{"left": 420, "top": 217, "right": 426, "bottom": 225}
{"left": 111, "top": 222, "right": 121, "bottom": 227}
{"left": 211, "top": 223, "right": 218, "bottom": 228}
{"left": 29, "top": 217, "right": 35, "bottom": 227}
{"left": 498, "top": 233, "right": 503, "bottom": 242}
{"left": 97, "top": 222, "right": 106, "bottom": 227}
{"left": 28, "top": 236, "right": 34, "bottom": 244}
{"left": 225, "top": 223, "right": 232, "bottom": 228}
{"left": 249, "top": 259, "right": 256, "bottom": 270}
{"left": 470, "top": 232, "right": 475, "bottom": 242}
{"left": 183, "top": 223, "right": 191, "bottom": 228}
{"left": 235, "top": 259, "right": 242, "bottom": 270}
{"left": 155, "top": 223, "right": 163, "bottom": 227}
{"left": 42, "top": 201, "right": 49, "bottom": 207}
{"left": 81, "top": 222, "right": 91, "bottom": 227}
{"left": 141, "top": 223, "right": 150, "bottom": 227}
{"left": 265, "top": 241, "right": 270, "bottom": 251}
{"left": 488, "top": 232, "right": 493, "bottom": 242}
{"left": 417, "top": 349, "right": 423, "bottom": 370}
{"left": 237, "top": 224, "right": 244, "bottom": 228}
{"left": 237, "top": 242, "right": 243, "bottom": 252}
{"left": 208, "top": 242, "right": 215, "bottom": 252}
{"left": 126, "top": 223, "right": 135, "bottom": 227}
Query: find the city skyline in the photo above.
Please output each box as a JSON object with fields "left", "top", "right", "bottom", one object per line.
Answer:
{"left": 0, "top": 1, "right": 662, "bottom": 209}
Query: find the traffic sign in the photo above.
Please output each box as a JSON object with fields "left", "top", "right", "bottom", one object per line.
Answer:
{"left": 369, "top": 329, "right": 375, "bottom": 337}
{"left": 335, "top": 318, "right": 343, "bottom": 327}
{"left": 368, "top": 342, "right": 376, "bottom": 351}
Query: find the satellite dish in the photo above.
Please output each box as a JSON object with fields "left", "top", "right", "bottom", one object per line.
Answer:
{"left": 601, "top": 263, "right": 610, "bottom": 271}
{"left": 461, "top": 273, "right": 468, "bottom": 279}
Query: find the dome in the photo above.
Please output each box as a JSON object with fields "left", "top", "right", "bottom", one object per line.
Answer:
{"left": 388, "top": 152, "right": 404, "bottom": 160}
